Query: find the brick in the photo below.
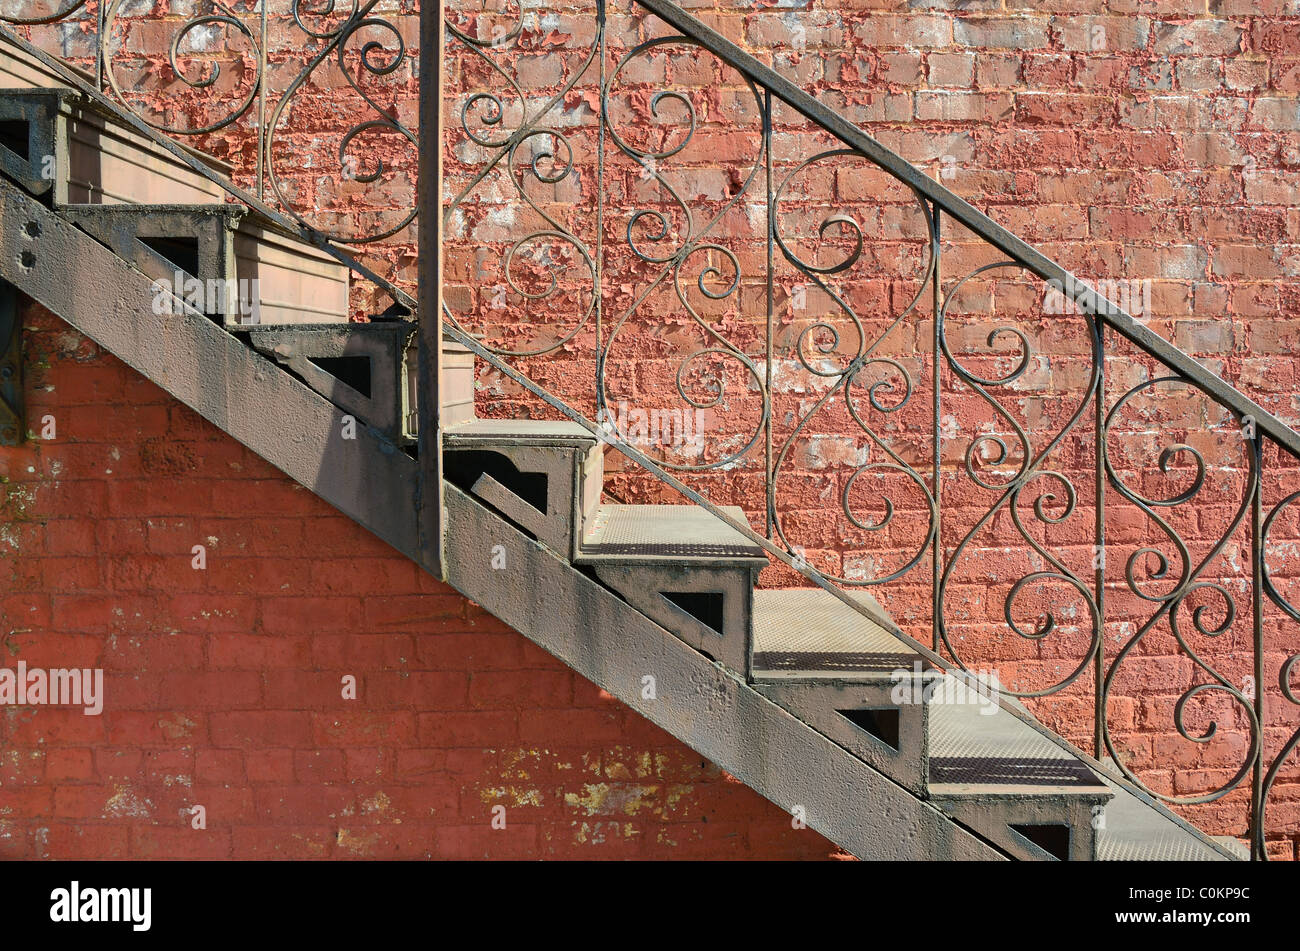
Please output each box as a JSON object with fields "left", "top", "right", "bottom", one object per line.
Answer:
{"left": 131, "top": 825, "right": 232, "bottom": 859}
{"left": 1250, "top": 98, "right": 1300, "bottom": 131}
{"left": 1152, "top": 20, "right": 1244, "bottom": 57}
{"left": 261, "top": 597, "right": 362, "bottom": 635}
{"left": 209, "top": 633, "right": 312, "bottom": 669}
{"left": 854, "top": 15, "right": 951, "bottom": 48}
{"left": 926, "top": 51, "right": 974, "bottom": 87}
{"left": 953, "top": 17, "right": 1049, "bottom": 51}
{"left": 245, "top": 750, "right": 295, "bottom": 784}
{"left": 917, "top": 90, "right": 1013, "bottom": 122}
{"left": 1058, "top": 15, "right": 1151, "bottom": 52}
{"left": 232, "top": 825, "right": 334, "bottom": 859}
{"left": 195, "top": 749, "right": 245, "bottom": 784}
{"left": 43, "top": 824, "right": 129, "bottom": 859}
{"left": 436, "top": 822, "right": 540, "bottom": 859}
{"left": 211, "top": 712, "right": 313, "bottom": 749}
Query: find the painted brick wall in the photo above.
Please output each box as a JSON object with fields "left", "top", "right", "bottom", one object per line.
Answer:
{"left": 6, "top": 0, "right": 1300, "bottom": 858}
{"left": 0, "top": 301, "right": 843, "bottom": 859}
{"left": 436, "top": 0, "right": 1300, "bottom": 859}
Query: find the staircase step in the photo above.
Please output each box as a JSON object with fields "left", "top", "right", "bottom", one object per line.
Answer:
{"left": 576, "top": 504, "right": 765, "bottom": 675}
{"left": 750, "top": 587, "right": 913, "bottom": 678}
{"left": 1087, "top": 759, "right": 1235, "bottom": 861}
{"left": 229, "top": 323, "right": 468, "bottom": 443}
{"left": 60, "top": 203, "right": 349, "bottom": 326}
{"left": 1093, "top": 776, "right": 1233, "bottom": 861}
{"left": 446, "top": 418, "right": 600, "bottom": 445}
{"left": 439, "top": 340, "right": 475, "bottom": 430}
{"left": 751, "top": 588, "right": 932, "bottom": 794}
{"left": 926, "top": 676, "right": 1111, "bottom": 860}
{"left": 242, "top": 322, "right": 415, "bottom": 442}
{"left": 61, "top": 202, "right": 239, "bottom": 316}
{"left": 578, "top": 503, "right": 765, "bottom": 564}
{"left": 0, "top": 85, "right": 229, "bottom": 206}
{"left": 232, "top": 217, "right": 351, "bottom": 326}
{"left": 444, "top": 419, "right": 603, "bottom": 561}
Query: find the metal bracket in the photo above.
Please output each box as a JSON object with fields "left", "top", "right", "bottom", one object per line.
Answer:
{"left": 242, "top": 321, "right": 416, "bottom": 443}
{"left": 0, "top": 87, "right": 71, "bottom": 200}
{"left": 0, "top": 280, "right": 22, "bottom": 445}
{"left": 61, "top": 203, "right": 242, "bottom": 320}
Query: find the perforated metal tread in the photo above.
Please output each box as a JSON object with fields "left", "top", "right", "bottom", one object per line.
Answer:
{"left": 751, "top": 588, "right": 916, "bottom": 679}
{"left": 577, "top": 504, "right": 767, "bottom": 564}
{"left": 927, "top": 676, "right": 1109, "bottom": 794}
{"left": 444, "top": 418, "right": 600, "bottom": 448}
{"left": 929, "top": 680, "right": 1234, "bottom": 857}
{"left": 1092, "top": 768, "right": 1235, "bottom": 861}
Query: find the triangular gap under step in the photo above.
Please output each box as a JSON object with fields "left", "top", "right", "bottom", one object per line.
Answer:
{"left": 661, "top": 591, "right": 725, "bottom": 636}
{"left": 0, "top": 119, "right": 29, "bottom": 160}
{"left": 444, "top": 449, "right": 549, "bottom": 515}
{"left": 309, "top": 355, "right": 372, "bottom": 399}
{"left": 1009, "top": 823, "right": 1071, "bottom": 862}
{"left": 836, "top": 707, "right": 901, "bottom": 752}
{"left": 138, "top": 235, "right": 201, "bottom": 281}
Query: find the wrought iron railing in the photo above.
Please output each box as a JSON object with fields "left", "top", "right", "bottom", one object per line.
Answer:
{"left": 4, "top": 0, "right": 1298, "bottom": 859}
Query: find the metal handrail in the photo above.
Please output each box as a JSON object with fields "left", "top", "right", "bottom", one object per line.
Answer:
{"left": 638, "top": 0, "right": 1300, "bottom": 461}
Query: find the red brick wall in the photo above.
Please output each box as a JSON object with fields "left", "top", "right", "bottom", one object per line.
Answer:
{"left": 0, "top": 302, "right": 842, "bottom": 859}
{"left": 7, "top": 0, "right": 1300, "bottom": 858}
{"left": 435, "top": 1, "right": 1300, "bottom": 858}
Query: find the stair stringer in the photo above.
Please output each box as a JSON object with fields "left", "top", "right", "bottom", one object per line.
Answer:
{"left": 0, "top": 174, "right": 1004, "bottom": 860}
{"left": 0, "top": 177, "right": 423, "bottom": 566}
{"left": 444, "top": 483, "right": 1003, "bottom": 860}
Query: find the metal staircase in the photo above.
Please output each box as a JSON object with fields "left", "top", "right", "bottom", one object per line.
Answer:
{"left": 0, "top": 2, "right": 1292, "bottom": 860}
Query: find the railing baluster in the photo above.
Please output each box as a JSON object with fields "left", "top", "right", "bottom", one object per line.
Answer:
{"left": 256, "top": 1, "right": 267, "bottom": 201}
{"left": 931, "top": 202, "right": 941, "bottom": 652}
{"left": 596, "top": 0, "right": 606, "bottom": 417}
{"left": 416, "top": 0, "right": 444, "bottom": 578}
{"left": 1094, "top": 323, "right": 1105, "bottom": 760}
{"left": 1251, "top": 435, "right": 1265, "bottom": 860}
{"left": 764, "top": 89, "right": 774, "bottom": 540}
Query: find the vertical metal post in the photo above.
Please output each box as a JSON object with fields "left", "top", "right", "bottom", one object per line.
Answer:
{"left": 594, "top": 0, "right": 605, "bottom": 420}
{"left": 930, "top": 203, "right": 941, "bottom": 652}
{"left": 1094, "top": 322, "right": 1106, "bottom": 759}
{"left": 764, "top": 89, "right": 773, "bottom": 539}
{"left": 1250, "top": 435, "right": 1265, "bottom": 860}
{"left": 96, "top": 1, "right": 105, "bottom": 92}
{"left": 417, "top": 0, "right": 444, "bottom": 578}
{"left": 256, "top": 1, "right": 267, "bottom": 201}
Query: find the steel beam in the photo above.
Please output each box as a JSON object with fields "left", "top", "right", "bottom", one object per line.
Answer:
{"left": 0, "top": 178, "right": 421, "bottom": 559}
{"left": 417, "top": 0, "right": 445, "bottom": 579}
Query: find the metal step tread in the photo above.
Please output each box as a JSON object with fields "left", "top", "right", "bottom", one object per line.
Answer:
{"left": 239, "top": 320, "right": 413, "bottom": 334}
{"left": 927, "top": 677, "right": 1110, "bottom": 797}
{"left": 62, "top": 200, "right": 349, "bottom": 261}
{"left": 577, "top": 503, "right": 766, "bottom": 564}
{"left": 1092, "top": 768, "right": 1235, "bottom": 861}
{"left": 63, "top": 201, "right": 240, "bottom": 218}
{"left": 750, "top": 587, "right": 917, "bottom": 680}
{"left": 444, "top": 418, "right": 600, "bottom": 449}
